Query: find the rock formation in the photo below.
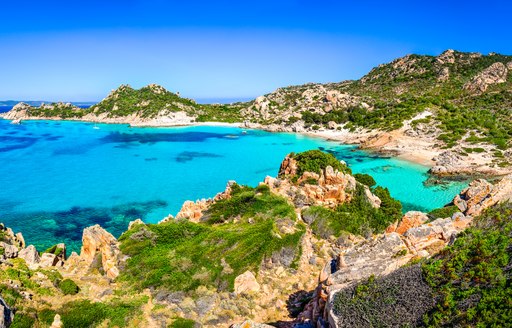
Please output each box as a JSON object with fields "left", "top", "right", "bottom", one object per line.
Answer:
{"left": 464, "top": 62, "right": 508, "bottom": 94}
{"left": 264, "top": 154, "right": 364, "bottom": 209}
{"left": 80, "top": 225, "right": 121, "bottom": 279}
{"left": 0, "top": 296, "right": 13, "bottom": 328}
{"left": 300, "top": 173, "right": 511, "bottom": 326}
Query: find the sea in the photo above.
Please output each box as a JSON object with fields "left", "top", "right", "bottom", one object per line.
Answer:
{"left": 0, "top": 111, "right": 467, "bottom": 253}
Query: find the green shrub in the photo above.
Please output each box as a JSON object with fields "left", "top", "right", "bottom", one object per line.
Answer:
{"left": 291, "top": 150, "right": 351, "bottom": 177}
{"left": 204, "top": 183, "right": 296, "bottom": 224}
{"left": 354, "top": 173, "right": 376, "bottom": 187}
{"left": 422, "top": 203, "right": 512, "bottom": 327}
{"left": 119, "top": 218, "right": 305, "bottom": 292}
{"left": 59, "top": 279, "right": 80, "bottom": 295}
{"left": 170, "top": 317, "right": 196, "bottom": 328}
{"left": 428, "top": 205, "right": 459, "bottom": 219}
{"left": 58, "top": 298, "right": 144, "bottom": 328}
{"left": 10, "top": 314, "right": 35, "bottom": 328}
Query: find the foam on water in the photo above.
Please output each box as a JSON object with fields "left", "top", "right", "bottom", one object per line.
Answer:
{"left": 0, "top": 119, "right": 467, "bottom": 252}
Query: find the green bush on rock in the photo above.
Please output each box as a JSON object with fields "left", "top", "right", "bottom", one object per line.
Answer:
{"left": 58, "top": 278, "right": 80, "bottom": 295}
{"left": 291, "top": 150, "right": 352, "bottom": 177}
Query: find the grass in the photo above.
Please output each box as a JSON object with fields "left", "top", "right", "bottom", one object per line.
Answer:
{"left": 119, "top": 212, "right": 305, "bottom": 292}
{"left": 57, "top": 298, "right": 146, "bottom": 328}
{"left": 203, "top": 183, "right": 296, "bottom": 224}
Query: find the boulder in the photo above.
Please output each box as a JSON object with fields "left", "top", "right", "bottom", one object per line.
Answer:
{"left": 0, "top": 296, "right": 13, "bottom": 328}
{"left": 50, "top": 314, "right": 63, "bottom": 328}
{"left": 128, "top": 218, "right": 144, "bottom": 230}
{"left": 455, "top": 175, "right": 512, "bottom": 216}
{"left": 393, "top": 211, "right": 429, "bottom": 235}
{"left": 18, "top": 245, "right": 40, "bottom": 268}
{"left": 0, "top": 243, "right": 18, "bottom": 259}
{"left": 80, "top": 225, "right": 121, "bottom": 279}
{"left": 40, "top": 253, "right": 58, "bottom": 267}
{"left": 234, "top": 271, "right": 260, "bottom": 294}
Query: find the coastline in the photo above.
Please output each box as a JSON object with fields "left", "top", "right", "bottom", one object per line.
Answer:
{"left": 2, "top": 113, "right": 511, "bottom": 177}
{"left": 0, "top": 114, "right": 436, "bottom": 169}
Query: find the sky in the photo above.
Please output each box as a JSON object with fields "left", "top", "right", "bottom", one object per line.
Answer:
{"left": 1, "top": 1, "right": 511, "bottom": 102}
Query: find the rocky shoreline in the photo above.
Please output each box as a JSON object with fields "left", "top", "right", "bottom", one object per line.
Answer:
{"left": 2, "top": 106, "right": 510, "bottom": 179}
{"left": 1, "top": 151, "right": 511, "bottom": 327}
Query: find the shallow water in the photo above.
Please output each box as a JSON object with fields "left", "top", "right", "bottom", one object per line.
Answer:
{"left": 0, "top": 119, "right": 467, "bottom": 252}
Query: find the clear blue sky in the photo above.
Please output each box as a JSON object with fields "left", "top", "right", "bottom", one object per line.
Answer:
{"left": 1, "top": 0, "right": 511, "bottom": 102}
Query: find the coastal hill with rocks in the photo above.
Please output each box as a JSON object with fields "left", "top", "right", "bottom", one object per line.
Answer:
{"left": 1, "top": 150, "right": 512, "bottom": 327}
{"left": 2, "top": 50, "right": 512, "bottom": 177}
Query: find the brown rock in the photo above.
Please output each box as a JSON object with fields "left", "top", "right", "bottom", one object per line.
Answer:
{"left": 463, "top": 62, "right": 508, "bottom": 94}
{"left": 395, "top": 211, "right": 429, "bottom": 235}
{"left": 80, "top": 225, "right": 121, "bottom": 279}
{"left": 234, "top": 271, "right": 260, "bottom": 294}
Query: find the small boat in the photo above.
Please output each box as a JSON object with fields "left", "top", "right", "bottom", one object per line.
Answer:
{"left": 242, "top": 130, "right": 247, "bottom": 134}
{"left": 93, "top": 123, "right": 100, "bottom": 130}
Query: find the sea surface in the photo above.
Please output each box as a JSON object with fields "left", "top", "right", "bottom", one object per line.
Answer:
{"left": 0, "top": 118, "right": 467, "bottom": 253}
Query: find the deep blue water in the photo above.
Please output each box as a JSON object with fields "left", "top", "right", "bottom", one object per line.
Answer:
{"left": 0, "top": 119, "right": 467, "bottom": 253}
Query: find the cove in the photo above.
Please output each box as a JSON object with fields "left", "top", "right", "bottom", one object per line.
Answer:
{"left": 0, "top": 119, "right": 467, "bottom": 252}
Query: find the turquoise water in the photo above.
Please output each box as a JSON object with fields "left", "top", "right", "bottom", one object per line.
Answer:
{"left": 0, "top": 119, "right": 467, "bottom": 252}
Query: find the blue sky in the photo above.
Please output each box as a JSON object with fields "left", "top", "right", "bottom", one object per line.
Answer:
{"left": 1, "top": 1, "right": 511, "bottom": 102}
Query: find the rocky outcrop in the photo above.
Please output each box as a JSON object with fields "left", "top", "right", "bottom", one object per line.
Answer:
{"left": 386, "top": 211, "right": 429, "bottom": 234}
{"left": 0, "top": 296, "right": 13, "bottom": 328}
{"left": 266, "top": 155, "right": 361, "bottom": 209}
{"left": 453, "top": 175, "right": 512, "bottom": 216}
{"left": 18, "top": 245, "right": 40, "bottom": 268}
{"left": 80, "top": 225, "right": 121, "bottom": 279}
{"left": 301, "top": 174, "right": 512, "bottom": 326}
{"left": 464, "top": 62, "right": 508, "bottom": 94}
{"left": 233, "top": 271, "right": 260, "bottom": 294}
{"left": 175, "top": 181, "right": 235, "bottom": 221}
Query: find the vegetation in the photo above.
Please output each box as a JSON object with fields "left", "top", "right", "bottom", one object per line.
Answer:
{"left": 58, "top": 278, "right": 80, "bottom": 295}
{"left": 57, "top": 298, "right": 145, "bottom": 328}
{"left": 44, "top": 244, "right": 65, "bottom": 257}
{"left": 428, "top": 205, "right": 459, "bottom": 219}
{"left": 203, "top": 184, "right": 296, "bottom": 224}
{"left": 422, "top": 203, "right": 512, "bottom": 327}
{"left": 354, "top": 173, "right": 377, "bottom": 187}
{"left": 289, "top": 150, "right": 352, "bottom": 177}
{"left": 119, "top": 184, "right": 304, "bottom": 292}
{"left": 303, "top": 184, "right": 402, "bottom": 238}
{"left": 332, "top": 266, "right": 434, "bottom": 327}
{"left": 331, "top": 202, "right": 512, "bottom": 327}
{"left": 169, "top": 317, "right": 197, "bottom": 328}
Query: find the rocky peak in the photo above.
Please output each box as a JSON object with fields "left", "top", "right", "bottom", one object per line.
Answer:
{"left": 104, "top": 84, "right": 134, "bottom": 100}
{"left": 145, "top": 83, "right": 168, "bottom": 95}
{"left": 436, "top": 49, "right": 456, "bottom": 64}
